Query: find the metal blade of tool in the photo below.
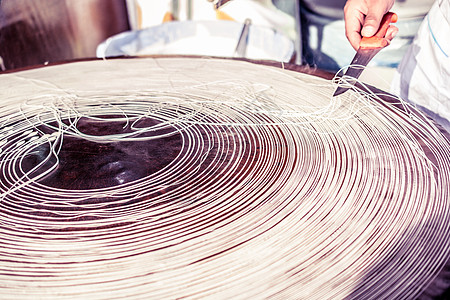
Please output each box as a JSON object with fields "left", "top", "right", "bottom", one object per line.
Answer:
{"left": 333, "top": 48, "right": 382, "bottom": 96}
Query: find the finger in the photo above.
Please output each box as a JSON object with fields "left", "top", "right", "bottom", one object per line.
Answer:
{"left": 346, "top": 30, "right": 362, "bottom": 51}
{"left": 361, "top": 7, "right": 390, "bottom": 37}
{"left": 344, "top": 6, "right": 364, "bottom": 50}
{"left": 361, "top": 6, "right": 396, "bottom": 37}
{"left": 385, "top": 25, "right": 398, "bottom": 42}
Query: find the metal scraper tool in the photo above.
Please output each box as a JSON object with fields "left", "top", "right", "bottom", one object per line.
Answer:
{"left": 333, "top": 12, "right": 398, "bottom": 97}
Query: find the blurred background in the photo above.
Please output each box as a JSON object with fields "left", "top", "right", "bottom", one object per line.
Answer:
{"left": 0, "top": 0, "right": 130, "bottom": 70}
{"left": 0, "top": 0, "right": 434, "bottom": 86}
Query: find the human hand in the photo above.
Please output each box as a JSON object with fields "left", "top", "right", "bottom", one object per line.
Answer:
{"left": 344, "top": 0, "right": 398, "bottom": 50}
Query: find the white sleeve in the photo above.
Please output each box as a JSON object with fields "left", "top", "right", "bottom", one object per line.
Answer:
{"left": 391, "top": 0, "right": 450, "bottom": 128}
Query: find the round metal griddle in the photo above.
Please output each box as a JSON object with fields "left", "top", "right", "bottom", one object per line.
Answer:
{"left": 0, "top": 56, "right": 449, "bottom": 299}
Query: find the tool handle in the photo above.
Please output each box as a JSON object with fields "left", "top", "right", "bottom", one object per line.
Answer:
{"left": 360, "top": 12, "right": 398, "bottom": 49}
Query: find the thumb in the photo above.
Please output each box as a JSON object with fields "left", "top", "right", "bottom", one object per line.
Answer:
{"left": 361, "top": 11, "right": 384, "bottom": 37}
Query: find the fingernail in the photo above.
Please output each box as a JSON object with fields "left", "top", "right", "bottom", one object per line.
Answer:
{"left": 361, "top": 26, "right": 376, "bottom": 37}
